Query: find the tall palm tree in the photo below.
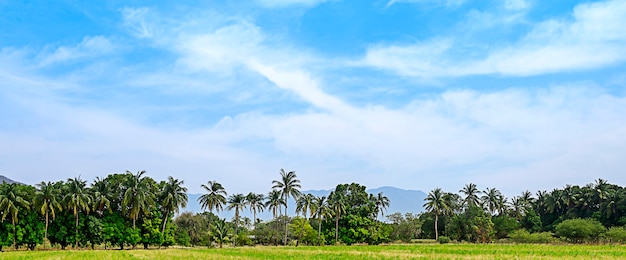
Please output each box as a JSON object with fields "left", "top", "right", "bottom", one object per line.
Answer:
{"left": 481, "top": 187, "right": 503, "bottom": 215}
{"left": 311, "top": 195, "right": 331, "bottom": 246}
{"left": 122, "top": 170, "right": 155, "bottom": 229}
{"left": 460, "top": 183, "right": 481, "bottom": 209}
{"left": 374, "top": 192, "right": 391, "bottom": 220}
{"left": 296, "top": 193, "right": 315, "bottom": 220}
{"left": 423, "top": 187, "right": 448, "bottom": 241}
{"left": 198, "top": 180, "right": 227, "bottom": 248}
{"left": 159, "top": 176, "right": 188, "bottom": 235}
{"left": 227, "top": 193, "right": 246, "bottom": 246}
{"left": 246, "top": 192, "right": 265, "bottom": 229}
{"left": 328, "top": 188, "right": 346, "bottom": 245}
{"left": 64, "top": 177, "right": 92, "bottom": 248}
{"left": 0, "top": 182, "right": 31, "bottom": 249}
{"left": 35, "top": 181, "right": 63, "bottom": 249}
{"left": 271, "top": 169, "right": 301, "bottom": 245}
{"left": 91, "top": 177, "right": 112, "bottom": 217}
{"left": 265, "top": 189, "right": 285, "bottom": 246}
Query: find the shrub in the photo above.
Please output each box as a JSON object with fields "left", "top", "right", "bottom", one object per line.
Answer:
{"left": 605, "top": 226, "right": 626, "bottom": 244}
{"left": 555, "top": 218, "right": 605, "bottom": 243}
{"left": 438, "top": 236, "right": 451, "bottom": 244}
{"left": 509, "top": 229, "right": 555, "bottom": 244}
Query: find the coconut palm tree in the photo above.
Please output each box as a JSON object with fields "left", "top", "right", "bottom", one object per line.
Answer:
{"left": 35, "top": 181, "right": 63, "bottom": 249}
{"left": 198, "top": 180, "right": 227, "bottom": 248}
{"left": 296, "top": 193, "right": 315, "bottom": 220}
{"left": 159, "top": 176, "right": 188, "bottom": 236}
{"left": 0, "top": 182, "right": 30, "bottom": 249}
{"left": 423, "top": 187, "right": 448, "bottom": 241}
{"left": 481, "top": 187, "right": 503, "bottom": 215}
{"left": 227, "top": 193, "right": 246, "bottom": 246}
{"left": 246, "top": 192, "right": 265, "bottom": 229}
{"left": 64, "top": 176, "right": 92, "bottom": 248}
{"left": 328, "top": 188, "right": 346, "bottom": 245}
{"left": 374, "top": 192, "right": 391, "bottom": 220}
{"left": 271, "top": 169, "right": 301, "bottom": 245}
{"left": 265, "top": 189, "right": 285, "bottom": 246}
{"left": 460, "top": 183, "right": 481, "bottom": 209}
{"left": 311, "top": 195, "right": 331, "bottom": 246}
{"left": 122, "top": 170, "right": 155, "bottom": 230}
{"left": 91, "top": 177, "right": 112, "bottom": 217}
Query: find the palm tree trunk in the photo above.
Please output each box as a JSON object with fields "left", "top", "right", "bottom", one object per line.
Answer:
{"left": 284, "top": 202, "right": 288, "bottom": 246}
{"left": 12, "top": 220, "right": 16, "bottom": 250}
{"left": 434, "top": 213, "right": 439, "bottom": 241}
{"left": 161, "top": 209, "right": 170, "bottom": 238}
{"left": 208, "top": 210, "right": 212, "bottom": 248}
{"left": 75, "top": 213, "right": 79, "bottom": 248}
{"left": 318, "top": 218, "right": 322, "bottom": 246}
{"left": 44, "top": 212, "right": 49, "bottom": 250}
{"left": 335, "top": 214, "right": 339, "bottom": 245}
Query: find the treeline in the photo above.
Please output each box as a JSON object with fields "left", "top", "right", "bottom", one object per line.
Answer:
{"left": 421, "top": 179, "right": 626, "bottom": 243}
{"left": 1, "top": 169, "right": 625, "bottom": 251}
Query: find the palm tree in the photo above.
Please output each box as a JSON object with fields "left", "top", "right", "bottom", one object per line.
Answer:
{"left": 64, "top": 177, "right": 92, "bottom": 248}
{"left": 122, "top": 170, "right": 155, "bottom": 230}
{"left": 159, "top": 176, "right": 188, "bottom": 236}
{"left": 460, "top": 183, "right": 481, "bottom": 209}
{"left": 0, "top": 182, "right": 30, "bottom": 249}
{"left": 374, "top": 192, "right": 391, "bottom": 220}
{"left": 423, "top": 187, "right": 448, "bottom": 241}
{"left": 246, "top": 192, "right": 265, "bottom": 229}
{"left": 91, "top": 177, "right": 112, "bottom": 217}
{"left": 311, "top": 195, "right": 331, "bottom": 246}
{"left": 481, "top": 187, "right": 503, "bottom": 215}
{"left": 35, "top": 181, "right": 63, "bottom": 249}
{"left": 227, "top": 193, "right": 246, "bottom": 246}
{"left": 265, "top": 189, "right": 285, "bottom": 246}
{"left": 198, "top": 180, "right": 227, "bottom": 248}
{"left": 328, "top": 188, "right": 346, "bottom": 245}
{"left": 296, "top": 193, "right": 315, "bottom": 220}
{"left": 271, "top": 169, "right": 302, "bottom": 245}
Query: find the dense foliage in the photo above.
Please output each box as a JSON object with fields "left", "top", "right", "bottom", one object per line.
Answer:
{"left": 0, "top": 171, "right": 625, "bottom": 250}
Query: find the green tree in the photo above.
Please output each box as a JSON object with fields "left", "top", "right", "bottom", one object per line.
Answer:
{"left": 0, "top": 182, "right": 31, "bottom": 249}
{"left": 272, "top": 169, "right": 301, "bottom": 245}
{"left": 122, "top": 170, "right": 155, "bottom": 230}
{"left": 555, "top": 218, "right": 605, "bottom": 243}
{"left": 328, "top": 187, "right": 346, "bottom": 245}
{"left": 265, "top": 189, "right": 285, "bottom": 246}
{"left": 198, "top": 180, "right": 227, "bottom": 248}
{"left": 246, "top": 192, "right": 265, "bottom": 229}
{"left": 460, "top": 183, "right": 481, "bottom": 209}
{"left": 91, "top": 177, "right": 112, "bottom": 217}
{"left": 311, "top": 195, "right": 331, "bottom": 245}
{"left": 64, "top": 176, "right": 92, "bottom": 248}
{"left": 35, "top": 181, "right": 63, "bottom": 249}
{"left": 373, "top": 192, "right": 390, "bottom": 221}
{"left": 424, "top": 188, "right": 448, "bottom": 241}
{"left": 159, "top": 176, "right": 188, "bottom": 236}
{"left": 227, "top": 193, "right": 246, "bottom": 246}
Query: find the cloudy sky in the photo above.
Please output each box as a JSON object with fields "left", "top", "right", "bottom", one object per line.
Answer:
{"left": 1, "top": 0, "right": 625, "bottom": 196}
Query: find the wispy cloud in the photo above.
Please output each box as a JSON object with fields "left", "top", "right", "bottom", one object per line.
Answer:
{"left": 365, "top": 0, "right": 626, "bottom": 78}
{"left": 255, "top": 0, "right": 333, "bottom": 8}
{"left": 37, "top": 36, "right": 115, "bottom": 66}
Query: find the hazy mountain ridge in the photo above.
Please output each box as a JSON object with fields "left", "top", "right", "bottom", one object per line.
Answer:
{"left": 183, "top": 186, "right": 426, "bottom": 221}
{"left": 0, "top": 175, "right": 23, "bottom": 185}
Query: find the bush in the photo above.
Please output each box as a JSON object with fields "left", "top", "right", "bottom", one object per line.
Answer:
{"left": 438, "top": 236, "right": 451, "bottom": 244}
{"left": 555, "top": 218, "right": 605, "bottom": 243}
{"left": 605, "top": 226, "right": 626, "bottom": 244}
{"left": 509, "top": 229, "right": 555, "bottom": 244}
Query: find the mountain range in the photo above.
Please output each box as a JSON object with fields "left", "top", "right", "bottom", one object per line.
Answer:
{"left": 0, "top": 175, "right": 23, "bottom": 185}
{"left": 183, "top": 186, "right": 426, "bottom": 221}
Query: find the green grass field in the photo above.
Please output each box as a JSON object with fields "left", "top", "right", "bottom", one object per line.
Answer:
{"left": 1, "top": 244, "right": 626, "bottom": 259}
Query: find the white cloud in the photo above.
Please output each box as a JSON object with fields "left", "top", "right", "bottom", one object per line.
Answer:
{"left": 386, "top": 0, "right": 466, "bottom": 8}
{"left": 37, "top": 36, "right": 115, "bottom": 66}
{"left": 256, "top": 0, "right": 333, "bottom": 8}
{"left": 364, "top": 0, "right": 626, "bottom": 78}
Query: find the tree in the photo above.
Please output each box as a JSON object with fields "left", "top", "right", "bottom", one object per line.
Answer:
{"left": 295, "top": 193, "right": 315, "bottom": 246}
{"left": 159, "top": 176, "right": 188, "bottom": 236}
{"left": 424, "top": 188, "right": 448, "bottom": 241}
{"left": 373, "top": 192, "right": 391, "bottom": 221}
{"left": 64, "top": 177, "right": 92, "bottom": 248}
{"left": 122, "top": 170, "right": 155, "bottom": 230}
{"left": 555, "top": 218, "right": 605, "bottom": 243}
{"left": 35, "top": 181, "right": 63, "bottom": 249}
{"left": 481, "top": 187, "right": 503, "bottom": 215}
{"left": 460, "top": 183, "right": 481, "bottom": 209}
{"left": 246, "top": 193, "right": 265, "bottom": 229}
{"left": 265, "top": 189, "right": 285, "bottom": 246}
{"left": 328, "top": 187, "right": 346, "bottom": 245}
{"left": 0, "top": 182, "right": 31, "bottom": 249}
{"left": 227, "top": 193, "right": 246, "bottom": 246}
{"left": 311, "top": 195, "right": 331, "bottom": 245}
{"left": 198, "top": 180, "right": 227, "bottom": 248}
{"left": 271, "top": 169, "right": 301, "bottom": 245}
{"left": 91, "top": 177, "right": 112, "bottom": 217}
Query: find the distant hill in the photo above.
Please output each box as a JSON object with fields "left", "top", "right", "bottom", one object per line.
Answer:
{"left": 182, "top": 186, "right": 426, "bottom": 221}
{"left": 0, "top": 175, "right": 23, "bottom": 185}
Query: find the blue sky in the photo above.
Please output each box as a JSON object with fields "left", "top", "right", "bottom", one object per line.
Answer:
{"left": 1, "top": 0, "right": 626, "bottom": 197}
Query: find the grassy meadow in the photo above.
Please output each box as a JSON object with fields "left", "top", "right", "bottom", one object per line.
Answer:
{"left": 1, "top": 244, "right": 626, "bottom": 259}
